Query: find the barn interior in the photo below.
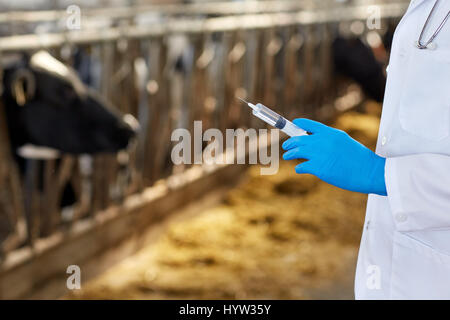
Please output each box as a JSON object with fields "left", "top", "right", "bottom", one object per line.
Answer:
{"left": 0, "top": 0, "right": 410, "bottom": 300}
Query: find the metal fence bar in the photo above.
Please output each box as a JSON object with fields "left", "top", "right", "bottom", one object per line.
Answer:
{"left": 0, "top": 2, "right": 408, "bottom": 52}
{"left": 0, "top": 0, "right": 338, "bottom": 24}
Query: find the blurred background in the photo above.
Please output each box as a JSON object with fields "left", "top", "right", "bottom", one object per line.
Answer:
{"left": 0, "top": 0, "right": 409, "bottom": 299}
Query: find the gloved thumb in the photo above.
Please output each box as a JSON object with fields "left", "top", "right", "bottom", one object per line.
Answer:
{"left": 293, "top": 118, "right": 327, "bottom": 134}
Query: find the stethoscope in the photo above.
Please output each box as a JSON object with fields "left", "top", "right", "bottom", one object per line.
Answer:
{"left": 416, "top": 0, "right": 450, "bottom": 50}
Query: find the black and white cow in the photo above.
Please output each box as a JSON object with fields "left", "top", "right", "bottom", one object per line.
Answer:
{"left": 0, "top": 50, "right": 139, "bottom": 252}
{"left": 2, "top": 50, "right": 138, "bottom": 156}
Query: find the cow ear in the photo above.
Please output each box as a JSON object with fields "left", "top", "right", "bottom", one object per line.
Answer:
{"left": 11, "top": 68, "right": 36, "bottom": 107}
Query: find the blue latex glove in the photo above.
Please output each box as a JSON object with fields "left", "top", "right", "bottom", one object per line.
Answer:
{"left": 282, "top": 118, "right": 387, "bottom": 196}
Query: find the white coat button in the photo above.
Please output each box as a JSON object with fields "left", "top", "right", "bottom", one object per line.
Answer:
{"left": 381, "top": 136, "right": 387, "bottom": 145}
{"left": 395, "top": 213, "right": 408, "bottom": 223}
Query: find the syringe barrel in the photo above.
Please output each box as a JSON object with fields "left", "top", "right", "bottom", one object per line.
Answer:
{"left": 252, "top": 103, "right": 280, "bottom": 127}
{"left": 253, "top": 103, "right": 307, "bottom": 137}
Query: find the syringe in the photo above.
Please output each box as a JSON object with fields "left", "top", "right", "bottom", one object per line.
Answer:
{"left": 239, "top": 98, "right": 307, "bottom": 137}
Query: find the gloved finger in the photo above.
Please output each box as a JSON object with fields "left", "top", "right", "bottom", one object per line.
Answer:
{"left": 282, "top": 146, "right": 312, "bottom": 161}
{"left": 295, "top": 161, "right": 315, "bottom": 175}
{"left": 292, "top": 118, "right": 328, "bottom": 134}
{"left": 282, "top": 135, "right": 314, "bottom": 151}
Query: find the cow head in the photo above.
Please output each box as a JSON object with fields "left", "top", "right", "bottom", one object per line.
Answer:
{"left": 332, "top": 37, "right": 386, "bottom": 103}
{"left": 2, "top": 51, "right": 138, "bottom": 156}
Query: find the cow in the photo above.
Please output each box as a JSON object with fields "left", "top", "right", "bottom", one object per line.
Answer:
{"left": 332, "top": 36, "right": 387, "bottom": 103}
{"left": 2, "top": 50, "right": 138, "bottom": 155}
{"left": 0, "top": 50, "right": 139, "bottom": 254}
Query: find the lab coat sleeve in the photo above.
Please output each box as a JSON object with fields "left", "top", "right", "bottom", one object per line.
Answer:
{"left": 385, "top": 153, "right": 450, "bottom": 232}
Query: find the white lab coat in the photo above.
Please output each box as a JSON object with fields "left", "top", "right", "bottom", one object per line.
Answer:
{"left": 355, "top": 0, "right": 450, "bottom": 299}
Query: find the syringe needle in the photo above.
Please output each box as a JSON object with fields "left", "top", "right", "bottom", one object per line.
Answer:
{"left": 237, "top": 97, "right": 257, "bottom": 110}
{"left": 237, "top": 97, "right": 249, "bottom": 104}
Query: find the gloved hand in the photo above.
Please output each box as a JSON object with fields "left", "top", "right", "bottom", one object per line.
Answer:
{"left": 282, "top": 118, "right": 387, "bottom": 196}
